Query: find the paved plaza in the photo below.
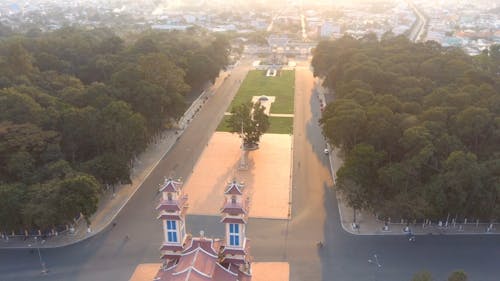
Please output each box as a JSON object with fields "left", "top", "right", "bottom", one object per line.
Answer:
{"left": 183, "top": 132, "right": 292, "bottom": 219}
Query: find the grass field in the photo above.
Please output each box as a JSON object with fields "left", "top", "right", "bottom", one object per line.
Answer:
{"left": 229, "top": 70, "right": 295, "bottom": 114}
{"left": 268, "top": 116, "right": 293, "bottom": 134}
{"left": 216, "top": 115, "right": 232, "bottom": 132}
{"left": 217, "top": 115, "right": 293, "bottom": 135}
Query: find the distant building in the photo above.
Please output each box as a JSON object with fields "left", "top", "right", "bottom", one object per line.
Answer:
{"left": 267, "top": 34, "right": 290, "bottom": 48}
{"left": 211, "top": 24, "right": 237, "bottom": 32}
{"left": 151, "top": 24, "right": 191, "bottom": 31}
{"left": 320, "top": 22, "right": 340, "bottom": 38}
{"left": 183, "top": 15, "right": 196, "bottom": 23}
{"left": 154, "top": 179, "right": 252, "bottom": 281}
{"left": 392, "top": 25, "right": 410, "bottom": 36}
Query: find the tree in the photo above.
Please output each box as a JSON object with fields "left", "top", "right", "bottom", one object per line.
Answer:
{"left": 448, "top": 270, "right": 467, "bottom": 281}
{"left": 56, "top": 175, "right": 100, "bottom": 225}
{"left": 186, "top": 53, "right": 218, "bottom": 86}
{"left": 227, "top": 101, "right": 270, "bottom": 148}
{"left": 0, "top": 88, "right": 43, "bottom": 124}
{"left": 5, "top": 41, "right": 36, "bottom": 76}
{"left": 59, "top": 106, "right": 100, "bottom": 162}
{"left": 336, "top": 144, "right": 385, "bottom": 220}
{"left": 0, "top": 122, "right": 60, "bottom": 177}
{"left": 0, "top": 27, "right": 233, "bottom": 231}
{"left": 0, "top": 184, "right": 25, "bottom": 232}
{"left": 320, "top": 99, "right": 367, "bottom": 153}
{"left": 138, "top": 52, "right": 190, "bottom": 95}
{"left": 315, "top": 34, "right": 500, "bottom": 221}
{"left": 454, "top": 106, "right": 492, "bottom": 154}
{"left": 82, "top": 153, "right": 131, "bottom": 187}
{"left": 411, "top": 271, "right": 433, "bottom": 281}
{"left": 99, "top": 101, "right": 147, "bottom": 157}
{"left": 6, "top": 151, "right": 35, "bottom": 183}
{"left": 23, "top": 183, "right": 60, "bottom": 229}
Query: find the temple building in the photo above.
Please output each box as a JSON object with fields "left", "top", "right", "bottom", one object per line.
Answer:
{"left": 154, "top": 178, "right": 252, "bottom": 281}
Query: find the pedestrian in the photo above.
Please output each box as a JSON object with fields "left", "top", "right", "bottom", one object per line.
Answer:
{"left": 408, "top": 231, "right": 415, "bottom": 242}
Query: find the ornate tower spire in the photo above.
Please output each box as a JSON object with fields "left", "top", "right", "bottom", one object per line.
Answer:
{"left": 220, "top": 180, "right": 251, "bottom": 267}
{"left": 156, "top": 178, "right": 188, "bottom": 261}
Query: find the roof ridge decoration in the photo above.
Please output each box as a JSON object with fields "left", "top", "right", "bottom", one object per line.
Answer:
{"left": 182, "top": 244, "right": 218, "bottom": 258}
{"left": 224, "top": 179, "right": 244, "bottom": 195}
{"left": 190, "top": 237, "right": 219, "bottom": 255}
{"left": 160, "top": 177, "right": 183, "bottom": 193}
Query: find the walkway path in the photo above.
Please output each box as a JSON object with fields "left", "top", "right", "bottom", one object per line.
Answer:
{"left": 224, "top": 112, "right": 294, "bottom": 117}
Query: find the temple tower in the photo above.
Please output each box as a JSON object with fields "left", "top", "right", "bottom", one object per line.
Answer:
{"left": 156, "top": 178, "right": 188, "bottom": 261}
{"left": 220, "top": 180, "right": 251, "bottom": 267}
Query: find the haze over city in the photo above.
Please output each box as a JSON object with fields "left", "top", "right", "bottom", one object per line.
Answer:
{"left": 0, "top": 0, "right": 498, "bottom": 281}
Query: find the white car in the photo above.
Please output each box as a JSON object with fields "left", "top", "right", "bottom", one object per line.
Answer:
{"left": 323, "top": 148, "right": 329, "bottom": 155}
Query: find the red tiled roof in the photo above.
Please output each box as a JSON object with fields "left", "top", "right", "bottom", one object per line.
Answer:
{"left": 158, "top": 214, "right": 182, "bottom": 220}
{"left": 157, "top": 240, "right": 244, "bottom": 281}
{"left": 238, "top": 268, "right": 252, "bottom": 281}
{"left": 221, "top": 196, "right": 249, "bottom": 215}
{"left": 160, "top": 179, "right": 182, "bottom": 193}
{"left": 161, "top": 253, "right": 183, "bottom": 260}
{"left": 220, "top": 217, "right": 246, "bottom": 224}
{"left": 174, "top": 249, "right": 216, "bottom": 275}
{"left": 220, "top": 257, "right": 246, "bottom": 265}
{"left": 157, "top": 195, "right": 188, "bottom": 212}
{"left": 183, "top": 238, "right": 220, "bottom": 256}
{"left": 213, "top": 263, "right": 239, "bottom": 280}
{"left": 221, "top": 204, "right": 246, "bottom": 215}
{"left": 225, "top": 181, "right": 243, "bottom": 195}
{"left": 160, "top": 243, "right": 184, "bottom": 252}
{"left": 221, "top": 248, "right": 246, "bottom": 256}
{"left": 157, "top": 202, "right": 181, "bottom": 212}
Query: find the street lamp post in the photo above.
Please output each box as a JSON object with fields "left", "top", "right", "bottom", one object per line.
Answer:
{"left": 368, "top": 254, "right": 382, "bottom": 281}
{"left": 30, "top": 238, "right": 48, "bottom": 274}
{"left": 239, "top": 120, "right": 247, "bottom": 170}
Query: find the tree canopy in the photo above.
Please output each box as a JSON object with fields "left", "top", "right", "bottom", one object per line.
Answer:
{"left": 0, "top": 27, "right": 230, "bottom": 233}
{"left": 314, "top": 35, "right": 500, "bottom": 221}
{"left": 411, "top": 271, "right": 433, "bottom": 281}
{"left": 227, "top": 101, "right": 270, "bottom": 148}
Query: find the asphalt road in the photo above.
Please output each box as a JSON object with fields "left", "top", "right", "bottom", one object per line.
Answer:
{"left": 0, "top": 62, "right": 499, "bottom": 281}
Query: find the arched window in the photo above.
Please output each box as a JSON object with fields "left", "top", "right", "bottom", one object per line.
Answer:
{"left": 231, "top": 195, "right": 237, "bottom": 204}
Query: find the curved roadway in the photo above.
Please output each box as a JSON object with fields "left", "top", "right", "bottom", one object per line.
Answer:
{"left": 0, "top": 61, "right": 499, "bottom": 281}
{"left": 407, "top": 0, "right": 427, "bottom": 42}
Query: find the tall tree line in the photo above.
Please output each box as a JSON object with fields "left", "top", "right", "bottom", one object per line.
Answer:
{"left": 313, "top": 35, "right": 500, "bottom": 221}
{"left": 0, "top": 27, "right": 230, "bottom": 232}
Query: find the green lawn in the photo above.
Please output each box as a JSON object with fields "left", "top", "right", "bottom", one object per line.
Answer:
{"left": 229, "top": 70, "right": 295, "bottom": 114}
{"left": 268, "top": 116, "right": 293, "bottom": 134}
{"left": 216, "top": 115, "right": 293, "bottom": 135}
{"left": 217, "top": 115, "right": 232, "bottom": 132}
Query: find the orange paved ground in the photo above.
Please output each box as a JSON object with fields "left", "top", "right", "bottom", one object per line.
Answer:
{"left": 251, "top": 262, "right": 289, "bottom": 281}
{"left": 183, "top": 132, "right": 292, "bottom": 219}
{"left": 129, "top": 263, "right": 162, "bottom": 281}
{"left": 129, "top": 262, "right": 289, "bottom": 281}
